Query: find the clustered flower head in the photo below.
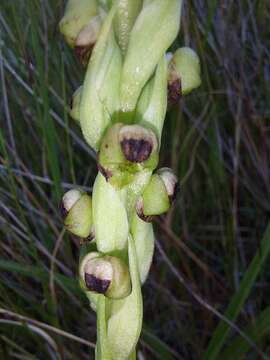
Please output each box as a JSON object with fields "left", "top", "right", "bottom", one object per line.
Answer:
{"left": 59, "top": 1, "right": 201, "bottom": 359}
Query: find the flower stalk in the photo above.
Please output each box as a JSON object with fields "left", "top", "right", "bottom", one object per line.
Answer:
{"left": 59, "top": 0, "right": 201, "bottom": 359}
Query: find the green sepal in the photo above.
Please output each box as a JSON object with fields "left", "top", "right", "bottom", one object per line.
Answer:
{"left": 92, "top": 172, "right": 129, "bottom": 252}
{"left": 120, "top": 0, "right": 182, "bottom": 114}
{"left": 122, "top": 169, "right": 152, "bottom": 220}
{"left": 114, "top": 0, "right": 143, "bottom": 54}
{"left": 142, "top": 174, "right": 170, "bottom": 216}
{"left": 131, "top": 213, "right": 155, "bottom": 284}
{"left": 136, "top": 55, "right": 168, "bottom": 143}
{"left": 64, "top": 194, "right": 93, "bottom": 238}
{"left": 107, "top": 234, "right": 142, "bottom": 360}
{"left": 105, "top": 256, "right": 131, "bottom": 299}
{"left": 80, "top": 5, "right": 122, "bottom": 151}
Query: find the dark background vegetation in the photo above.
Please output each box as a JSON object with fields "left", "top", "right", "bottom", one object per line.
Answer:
{"left": 1, "top": 0, "right": 270, "bottom": 359}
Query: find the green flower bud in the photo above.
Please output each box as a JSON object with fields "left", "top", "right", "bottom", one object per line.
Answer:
{"left": 79, "top": 252, "right": 131, "bottom": 299}
{"left": 61, "top": 189, "right": 93, "bottom": 238}
{"left": 136, "top": 168, "right": 178, "bottom": 219}
{"left": 120, "top": 0, "right": 182, "bottom": 114}
{"left": 98, "top": 123, "right": 159, "bottom": 187}
{"left": 92, "top": 172, "right": 129, "bottom": 252}
{"left": 168, "top": 47, "right": 201, "bottom": 104}
{"left": 59, "top": 0, "right": 98, "bottom": 48}
{"left": 69, "top": 86, "right": 83, "bottom": 123}
{"left": 74, "top": 16, "right": 102, "bottom": 65}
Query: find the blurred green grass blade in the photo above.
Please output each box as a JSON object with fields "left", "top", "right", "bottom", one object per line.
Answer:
{"left": 204, "top": 0, "right": 218, "bottom": 43}
{"left": 204, "top": 223, "right": 270, "bottom": 359}
{"left": 142, "top": 327, "right": 178, "bottom": 360}
{"left": 61, "top": 52, "right": 76, "bottom": 184}
{"left": 0, "top": 260, "right": 81, "bottom": 296}
{"left": 220, "top": 306, "right": 270, "bottom": 359}
{"left": 28, "top": 1, "right": 62, "bottom": 201}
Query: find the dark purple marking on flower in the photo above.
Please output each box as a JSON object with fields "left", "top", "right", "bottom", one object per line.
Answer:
{"left": 169, "top": 181, "right": 180, "bottom": 204}
{"left": 168, "top": 78, "right": 181, "bottom": 107}
{"left": 69, "top": 97, "right": 73, "bottom": 110}
{"left": 138, "top": 213, "right": 155, "bottom": 223}
{"left": 97, "top": 160, "right": 112, "bottom": 181}
{"left": 86, "top": 232, "right": 95, "bottom": 242}
{"left": 135, "top": 198, "right": 155, "bottom": 223}
{"left": 120, "top": 138, "right": 152, "bottom": 163}
{"left": 74, "top": 46, "right": 92, "bottom": 67}
{"left": 84, "top": 273, "right": 111, "bottom": 294}
{"left": 59, "top": 201, "right": 68, "bottom": 218}
{"left": 79, "top": 231, "right": 95, "bottom": 245}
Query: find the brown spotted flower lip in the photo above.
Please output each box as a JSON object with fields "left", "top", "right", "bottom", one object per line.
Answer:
{"left": 119, "top": 125, "right": 158, "bottom": 163}
{"left": 120, "top": 137, "right": 152, "bottom": 163}
{"left": 84, "top": 273, "right": 111, "bottom": 294}
{"left": 167, "top": 64, "right": 182, "bottom": 107}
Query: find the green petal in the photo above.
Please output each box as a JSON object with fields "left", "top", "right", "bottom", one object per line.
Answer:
{"left": 80, "top": 6, "right": 122, "bottom": 150}
{"left": 114, "top": 0, "right": 143, "bottom": 54}
{"left": 120, "top": 0, "right": 182, "bottom": 114}
{"left": 131, "top": 214, "right": 155, "bottom": 283}
{"left": 107, "top": 234, "right": 142, "bottom": 359}
{"left": 137, "top": 55, "right": 168, "bottom": 143}
{"left": 142, "top": 174, "right": 170, "bottom": 215}
{"left": 92, "top": 172, "right": 129, "bottom": 252}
